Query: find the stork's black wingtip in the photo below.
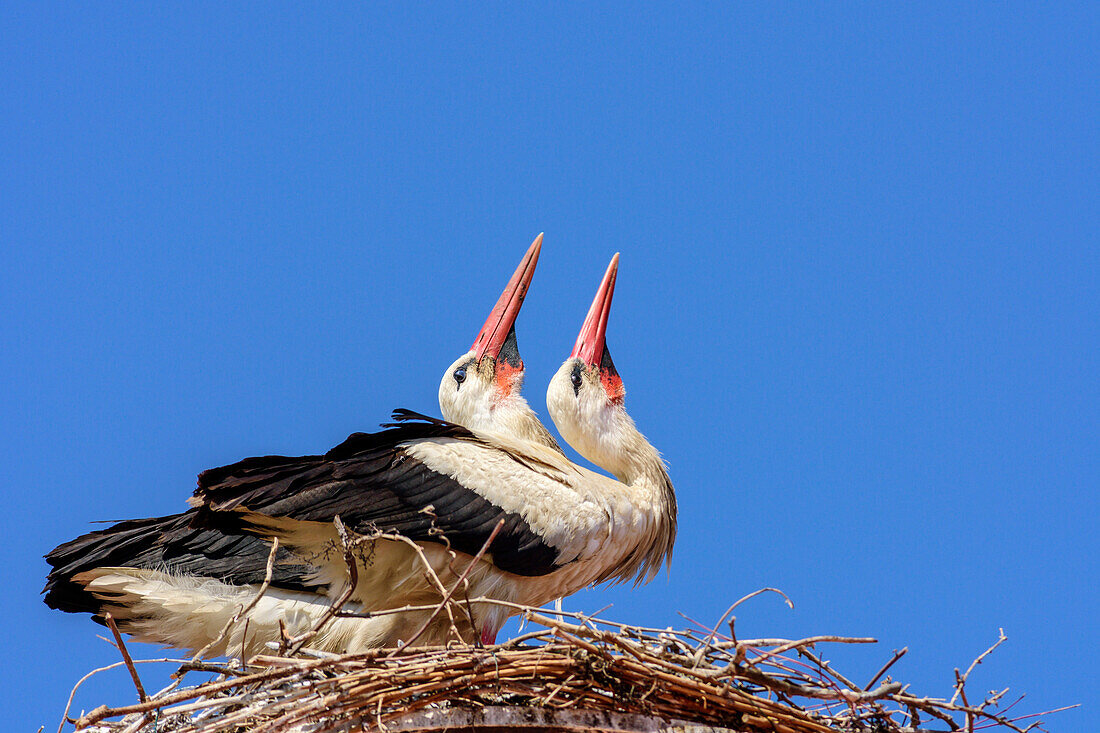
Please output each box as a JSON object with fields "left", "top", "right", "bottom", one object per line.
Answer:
{"left": 385, "top": 408, "right": 448, "bottom": 427}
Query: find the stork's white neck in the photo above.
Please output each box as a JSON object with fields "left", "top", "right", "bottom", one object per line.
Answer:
{"left": 485, "top": 396, "right": 563, "bottom": 452}
{"left": 574, "top": 407, "right": 662, "bottom": 486}
{"left": 545, "top": 364, "right": 677, "bottom": 579}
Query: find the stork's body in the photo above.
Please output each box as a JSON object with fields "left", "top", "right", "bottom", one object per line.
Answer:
{"left": 46, "top": 406, "right": 671, "bottom": 655}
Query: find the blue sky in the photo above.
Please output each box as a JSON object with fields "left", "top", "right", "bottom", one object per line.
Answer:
{"left": 3, "top": 4, "right": 1096, "bottom": 730}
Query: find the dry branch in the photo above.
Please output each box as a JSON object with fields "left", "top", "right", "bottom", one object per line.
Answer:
{"left": 103, "top": 615, "right": 146, "bottom": 703}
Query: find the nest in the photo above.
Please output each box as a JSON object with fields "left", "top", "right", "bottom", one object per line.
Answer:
{"left": 60, "top": 588, "right": 1061, "bottom": 733}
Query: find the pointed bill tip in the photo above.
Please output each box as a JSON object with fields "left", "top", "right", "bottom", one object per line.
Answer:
{"left": 527, "top": 232, "right": 544, "bottom": 259}
{"left": 571, "top": 254, "right": 620, "bottom": 365}
{"left": 470, "top": 235, "right": 544, "bottom": 362}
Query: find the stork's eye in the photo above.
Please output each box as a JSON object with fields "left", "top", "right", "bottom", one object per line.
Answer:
{"left": 570, "top": 364, "right": 583, "bottom": 394}
{"left": 453, "top": 367, "right": 467, "bottom": 385}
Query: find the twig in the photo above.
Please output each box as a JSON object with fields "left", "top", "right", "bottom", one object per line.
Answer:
{"left": 704, "top": 587, "right": 794, "bottom": 647}
{"left": 287, "top": 519, "right": 357, "bottom": 655}
{"left": 388, "top": 518, "right": 506, "bottom": 654}
{"left": 178, "top": 536, "right": 280, "bottom": 668}
{"left": 384, "top": 529, "right": 466, "bottom": 640}
{"left": 56, "top": 658, "right": 187, "bottom": 733}
{"left": 796, "top": 646, "right": 862, "bottom": 694}
{"left": 950, "top": 628, "right": 1007, "bottom": 706}
{"left": 865, "top": 647, "right": 908, "bottom": 690}
{"left": 104, "top": 614, "right": 147, "bottom": 702}
{"left": 746, "top": 635, "right": 877, "bottom": 661}
{"left": 1005, "top": 704, "right": 1079, "bottom": 725}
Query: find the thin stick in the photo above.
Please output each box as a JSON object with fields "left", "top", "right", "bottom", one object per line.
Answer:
{"left": 389, "top": 518, "right": 505, "bottom": 654}
{"left": 705, "top": 587, "right": 794, "bottom": 647}
{"left": 57, "top": 658, "right": 187, "bottom": 733}
{"left": 950, "top": 628, "right": 1006, "bottom": 706}
{"left": 865, "top": 647, "right": 907, "bottom": 691}
{"left": 796, "top": 646, "right": 862, "bottom": 694}
{"left": 370, "top": 528, "right": 463, "bottom": 637}
{"left": 104, "top": 614, "right": 147, "bottom": 702}
{"left": 179, "top": 536, "right": 280, "bottom": 669}
{"left": 746, "top": 635, "right": 878, "bottom": 660}
{"left": 288, "top": 519, "right": 357, "bottom": 655}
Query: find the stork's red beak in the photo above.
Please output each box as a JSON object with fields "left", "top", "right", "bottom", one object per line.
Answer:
{"left": 471, "top": 233, "right": 543, "bottom": 365}
{"left": 572, "top": 253, "right": 624, "bottom": 402}
{"left": 571, "top": 253, "right": 619, "bottom": 366}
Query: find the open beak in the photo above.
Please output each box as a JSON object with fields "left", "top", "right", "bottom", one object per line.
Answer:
{"left": 471, "top": 233, "right": 543, "bottom": 365}
{"left": 571, "top": 253, "right": 619, "bottom": 367}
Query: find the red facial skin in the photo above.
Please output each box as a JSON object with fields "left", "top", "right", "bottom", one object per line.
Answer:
{"left": 493, "top": 361, "right": 522, "bottom": 401}
{"left": 600, "top": 368, "right": 625, "bottom": 405}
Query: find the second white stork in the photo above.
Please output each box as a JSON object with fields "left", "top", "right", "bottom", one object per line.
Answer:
{"left": 545, "top": 253, "right": 677, "bottom": 581}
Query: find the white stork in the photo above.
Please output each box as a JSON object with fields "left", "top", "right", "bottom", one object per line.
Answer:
{"left": 44, "top": 247, "right": 675, "bottom": 655}
{"left": 544, "top": 253, "right": 677, "bottom": 581}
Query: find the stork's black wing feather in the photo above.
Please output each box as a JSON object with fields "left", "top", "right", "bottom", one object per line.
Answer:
{"left": 384, "top": 407, "right": 451, "bottom": 427}
{"left": 43, "top": 510, "right": 322, "bottom": 615}
{"left": 193, "top": 413, "right": 561, "bottom": 577}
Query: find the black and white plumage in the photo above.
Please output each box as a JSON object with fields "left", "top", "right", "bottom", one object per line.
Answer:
{"left": 44, "top": 512, "right": 324, "bottom": 614}
{"left": 44, "top": 408, "right": 670, "bottom": 654}
{"left": 43, "top": 411, "right": 559, "bottom": 617}
{"left": 545, "top": 253, "right": 677, "bottom": 589}
{"left": 191, "top": 411, "right": 561, "bottom": 578}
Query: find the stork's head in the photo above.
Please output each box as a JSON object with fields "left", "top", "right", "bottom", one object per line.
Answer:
{"left": 439, "top": 234, "right": 558, "bottom": 447}
{"left": 547, "top": 253, "right": 638, "bottom": 476}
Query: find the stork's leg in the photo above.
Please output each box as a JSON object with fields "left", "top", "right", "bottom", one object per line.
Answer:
{"left": 480, "top": 626, "right": 497, "bottom": 645}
